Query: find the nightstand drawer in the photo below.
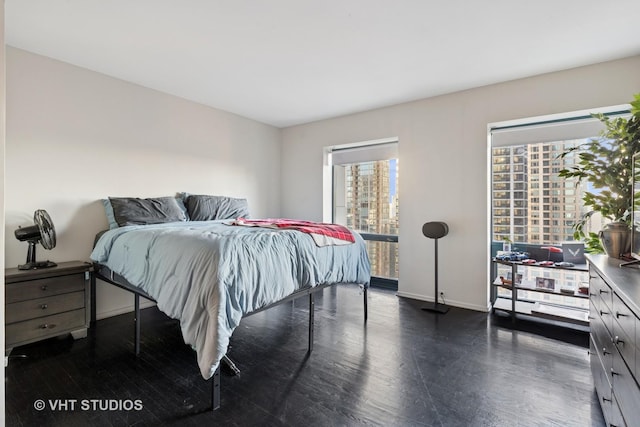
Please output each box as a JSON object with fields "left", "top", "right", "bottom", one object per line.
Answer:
{"left": 6, "top": 309, "right": 86, "bottom": 346}
{"left": 6, "top": 274, "right": 85, "bottom": 304}
{"left": 5, "top": 291, "right": 85, "bottom": 324}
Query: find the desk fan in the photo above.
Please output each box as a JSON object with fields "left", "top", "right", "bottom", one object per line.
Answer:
{"left": 14, "top": 209, "right": 57, "bottom": 270}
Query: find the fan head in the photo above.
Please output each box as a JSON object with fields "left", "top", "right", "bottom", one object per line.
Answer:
{"left": 14, "top": 209, "right": 57, "bottom": 270}
{"left": 34, "top": 209, "right": 56, "bottom": 249}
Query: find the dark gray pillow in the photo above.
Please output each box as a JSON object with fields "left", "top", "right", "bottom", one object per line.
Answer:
{"left": 109, "top": 196, "right": 187, "bottom": 227}
{"left": 185, "top": 195, "right": 250, "bottom": 221}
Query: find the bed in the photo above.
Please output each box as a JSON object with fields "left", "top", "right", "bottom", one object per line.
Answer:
{"left": 89, "top": 195, "right": 371, "bottom": 410}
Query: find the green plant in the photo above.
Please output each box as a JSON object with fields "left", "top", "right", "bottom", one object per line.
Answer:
{"left": 632, "top": 92, "right": 640, "bottom": 117}
{"left": 558, "top": 93, "right": 640, "bottom": 253}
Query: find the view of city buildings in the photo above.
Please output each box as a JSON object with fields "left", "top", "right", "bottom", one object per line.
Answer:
{"left": 341, "top": 159, "right": 399, "bottom": 279}
{"left": 336, "top": 140, "right": 597, "bottom": 277}
{"left": 492, "top": 140, "right": 600, "bottom": 245}
{"left": 336, "top": 140, "right": 597, "bottom": 278}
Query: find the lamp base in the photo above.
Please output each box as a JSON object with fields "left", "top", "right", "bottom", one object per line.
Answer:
{"left": 421, "top": 302, "right": 449, "bottom": 314}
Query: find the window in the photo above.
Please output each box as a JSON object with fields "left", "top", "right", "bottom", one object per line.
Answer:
{"left": 490, "top": 108, "right": 629, "bottom": 247}
{"left": 330, "top": 141, "right": 399, "bottom": 282}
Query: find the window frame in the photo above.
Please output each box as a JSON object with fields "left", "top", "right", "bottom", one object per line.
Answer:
{"left": 487, "top": 105, "right": 630, "bottom": 252}
{"left": 327, "top": 138, "right": 399, "bottom": 288}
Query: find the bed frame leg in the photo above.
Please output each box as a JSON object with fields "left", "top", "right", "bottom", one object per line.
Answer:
{"left": 222, "top": 354, "right": 241, "bottom": 376}
{"left": 90, "top": 270, "right": 97, "bottom": 326}
{"left": 134, "top": 294, "right": 141, "bottom": 356}
{"left": 211, "top": 365, "right": 221, "bottom": 411}
{"left": 308, "top": 293, "right": 315, "bottom": 353}
{"left": 364, "top": 287, "right": 368, "bottom": 322}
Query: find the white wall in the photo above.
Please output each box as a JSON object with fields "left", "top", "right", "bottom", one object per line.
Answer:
{"left": 6, "top": 45, "right": 640, "bottom": 317}
{"left": 281, "top": 55, "right": 640, "bottom": 311}
{"left": 1, "top": 1, "right": 7, "bottom": 424}
{"left": 5, "top": 47, "right": 282, "bottom": 319}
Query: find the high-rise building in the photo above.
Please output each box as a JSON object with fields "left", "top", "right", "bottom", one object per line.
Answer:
{"left": 492, "top": 141, "right": 585, "bottom": 245}
{"left": 492, "top": 146, "right": 528, "bottom": 243}
{"left": 346, "top": 160, "right": 398, "bottom": 278}
{"left": 527, "top": 142, "right": 583, "bottom": 244}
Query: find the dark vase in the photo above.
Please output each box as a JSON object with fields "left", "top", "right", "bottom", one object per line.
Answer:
{"left": 599, "top": 221, "right": 631, "bottom": 259}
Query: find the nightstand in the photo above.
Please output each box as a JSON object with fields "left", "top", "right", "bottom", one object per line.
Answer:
{"left": 5, "top": 261, "right": 92, "bottom": 354}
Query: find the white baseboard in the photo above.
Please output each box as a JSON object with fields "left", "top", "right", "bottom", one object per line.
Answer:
{"left": 95, "top": 301, "right": 157, "bottom": 321}
{"left": 395, "top": 291, "right": 490, "bottom": 312}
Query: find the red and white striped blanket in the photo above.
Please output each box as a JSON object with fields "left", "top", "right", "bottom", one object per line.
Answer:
{"left": 231, "top": 218, "right": 355, "bottom": 246}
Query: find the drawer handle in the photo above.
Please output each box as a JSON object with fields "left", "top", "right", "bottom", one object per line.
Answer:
{"left": 40, "top": 324, "right": 55, "bottom": 329}
{"left": 602, "top": 396, "right": 612, "bottom": 403}
{"left": 600, "top": 289, "right": 609, "bottom": 294}
{"left": 40, "top": 304, "right": 48, "bottom": 310}
{"left": 600, "top": 310, "right": 609, "bottom": 316}
{"left": 615, "top": 312, "right": 628, "bottom": 318}
{"left": 41, "top": 285, "right": 48, "bottom": 291}
{"left": 613, "top": 336, "right": 625, "bottom": 346}
{"left": 603, "top": 348, "right": 610, "bottom": 355}
{"left": 611, "top": 368, "right": 620, "bottom": 376}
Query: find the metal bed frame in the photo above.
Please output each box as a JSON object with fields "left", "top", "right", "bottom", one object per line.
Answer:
{"left": 90, "top": 264, "right": 368, "bottom": 410}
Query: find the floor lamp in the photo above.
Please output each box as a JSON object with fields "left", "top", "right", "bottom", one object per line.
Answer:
{"left": 421, "top": 221, "right": 449, "bottom": 314}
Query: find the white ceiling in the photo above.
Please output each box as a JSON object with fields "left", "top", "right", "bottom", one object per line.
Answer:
{"left": 5, "top": 1, "right": 640, "bottom": 128}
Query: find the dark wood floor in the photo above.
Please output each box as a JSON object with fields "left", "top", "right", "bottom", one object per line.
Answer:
{"left": 6, "top": 286, "right": 604, "bottom": 427}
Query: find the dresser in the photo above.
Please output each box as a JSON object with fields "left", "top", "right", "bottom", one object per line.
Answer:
{"left": 5, "top": 261, "right": 92, "bottom": 354}
{"left": 588, "top": 255, "right": 640, "bottom": 427}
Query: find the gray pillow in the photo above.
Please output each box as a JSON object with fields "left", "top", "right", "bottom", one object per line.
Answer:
{"left": 109, "top": 196, "right": 188, "bottom": 227}
{"left": 102, "top": 199, "right": 119, "bottom": 229}
{"left": 185, "top": 195, "right": 250, "bottom": 221}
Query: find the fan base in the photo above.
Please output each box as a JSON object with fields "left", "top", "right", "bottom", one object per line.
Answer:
{"left": 18, "top": 261, "right": 57, "bottom": 270}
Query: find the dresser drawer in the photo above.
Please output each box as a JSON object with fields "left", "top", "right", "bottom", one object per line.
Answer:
{"left": 613, "top": 349, "right": 640, "bottom": 425}
{"left": 591, "top": 336, "right": 625, "bottom": 427}
{"left": 596, "top": 299, "right": 615, "bottom": 338}
{"left": 591, "top": 335, "right": 613, "bottom": 395}
{"left": 590, "top": 268, "right": 613, "bottom": 311}
{"left": 591, "top": 307, "right": 615, "bottom": 377}
{"left": 612, "top": 325, "right": 635, "bottom": 380}
{"left": 6, "top": 274, "right": 85, "bottom": 304}
{"left": 6, "top": 309, "right": 86, "bottom": 346}
{"left": 637, "top": 316, "right": 640, "bottom": 385}
{"left": 612, "top": 296, "right": 637, "bottom": 379}
{"left": 613, "top": 292, "right": 636, "bottom": 347}
{"left": 5, "top": 291, "right": 85, "bottom": 324}
{"left": 611, "top": 393, "right": 626, "bottom": 427}
{"left": 590, "top": 289, "right": 603, "bottom": 319}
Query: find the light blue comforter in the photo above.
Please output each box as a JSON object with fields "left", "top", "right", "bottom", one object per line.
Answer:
{"left": 90, "top": 220, "right": 370, "bottom": 379}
